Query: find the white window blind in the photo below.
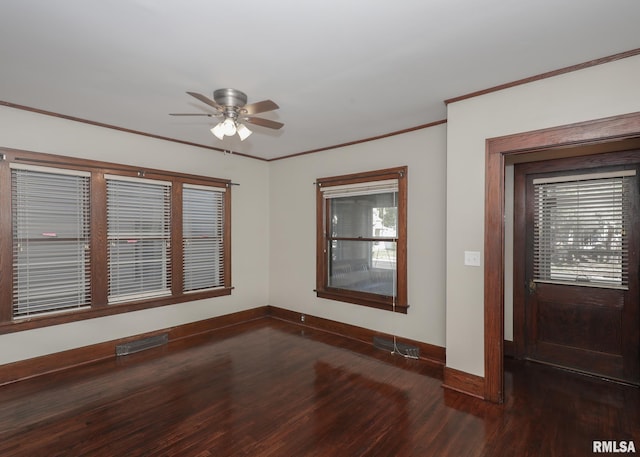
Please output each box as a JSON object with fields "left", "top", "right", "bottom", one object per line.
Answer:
{"left": 533, "top": 170, "right": 635, "bottom": 289}
{"left": 320, "top": 179, "right": 398, "bottom": 199}
{"left": 106, "top": 176, "right": 172, "bottom": 303}
{"left": 182, "top": 184, "right": 226, "bottom": 292}
{"left": 11, "top": 165, "right": 91, "bottom": 318}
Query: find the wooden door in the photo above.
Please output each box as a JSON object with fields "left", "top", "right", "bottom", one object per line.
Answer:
{"left": 515, "top": 153, "right": 640, "bottom": 385}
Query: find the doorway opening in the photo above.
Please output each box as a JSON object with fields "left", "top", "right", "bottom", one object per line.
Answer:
{"left": 511, "top": 152, "right": 639, "bottom": 384}
{"left": 484, "top": 112, "right": 640, "bottom": 403}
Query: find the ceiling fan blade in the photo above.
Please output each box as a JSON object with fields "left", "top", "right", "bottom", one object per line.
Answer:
{"left": 186, "top": 91, "right": 222, "bottom": 110}
{"left": 242, "top": 100, "right": 279, "bottom": 115}
{"left": 243, "top": 117, "right": 284, "bottom": 130}
{"left": 169, "top": 113, "right": 218, "bottom": 117}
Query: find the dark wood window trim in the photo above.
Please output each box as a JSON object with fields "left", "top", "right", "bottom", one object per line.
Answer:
{"left": 0, "top": 147, "right": 232, "bottom": 335}
{"left": 315, "top": 166, "right": 408, "bottom": 313}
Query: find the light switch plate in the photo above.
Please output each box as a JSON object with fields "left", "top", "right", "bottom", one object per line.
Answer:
{"left": 464, "top": 251, "right": 481, "bottom": 266}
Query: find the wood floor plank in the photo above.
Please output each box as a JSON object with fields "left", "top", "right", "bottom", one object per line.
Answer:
{"left": 0, "top": 318, "right": 638, "bottom": 456}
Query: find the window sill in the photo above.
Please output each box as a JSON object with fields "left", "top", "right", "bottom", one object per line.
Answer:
{"left": 0, "top": 287, "right": 233, "bottom": 335}
{"left": 316, "top": 289, "right": 408, "bottom": 314}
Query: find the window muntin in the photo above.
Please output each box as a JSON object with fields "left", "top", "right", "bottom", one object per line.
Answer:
{"left": 11, "top": 165, "right": 91, "bottom": 318}
{"left": 183, "top": 184, "right": 226, "bottom": 292}
{"left": 316, "top": 167, "right": 407, "bottom": 313}
{"left": 107, "top": 176, "right": 172, "bottom": 303}
{"left": 533, "top": 170, "right": 634, "bottom": 289}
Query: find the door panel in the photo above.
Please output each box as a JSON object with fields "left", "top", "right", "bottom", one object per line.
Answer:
{"left": 515, "top": 155, "right": 639, "bottom": 385}
{"left": 535, "top": 285, "right": 622, "bottom": 355}
{"left": 527, "top": 282, "right": 626, "bottom": 380}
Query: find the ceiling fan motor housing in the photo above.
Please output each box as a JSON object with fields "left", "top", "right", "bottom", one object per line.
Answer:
{"left": 213, "top": 88, "right": 248, "bottom": 109}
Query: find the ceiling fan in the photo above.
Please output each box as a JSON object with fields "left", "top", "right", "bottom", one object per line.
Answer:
{"left": 170, "top": 88, "right": 283, "bottom": 141}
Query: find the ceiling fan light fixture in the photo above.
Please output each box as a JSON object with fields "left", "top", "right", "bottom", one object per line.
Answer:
{"left": 236, "top": 123, "right": 252, "bottom": 141}
{"left": 221, "top": 118, "right": 237, "bottom": 136}
{"left": 211, "top": 122, "right": 225, "bottom": 140}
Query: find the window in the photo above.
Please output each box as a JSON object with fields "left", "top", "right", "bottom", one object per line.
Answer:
{"left": 0, "top": 149, "right": 231, "bottom": 331}
{"left": 316, "top": 167, "right": 408, "bottom": 313}
{"left": 533, "top": 169, "right": 635, "bottom": 289}
{"left": 11, "top": 164, "right": 91, "bottom": 318}
{"left": 106, "top": 176, "right": 172, "bottom": 303}
{"left": 182, "top": 184, "right": 226, "bottom": 292}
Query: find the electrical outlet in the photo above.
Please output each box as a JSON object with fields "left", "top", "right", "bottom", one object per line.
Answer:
{"left": 464, "top": 251, "right": 481, "bottom": 267}
{"left": 300, "top": 314, "right": 305, "bottom": 323}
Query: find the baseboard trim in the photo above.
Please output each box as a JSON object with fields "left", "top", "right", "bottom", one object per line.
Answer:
{"left": 442, "top": 367, "right": 485, "bottom": 399}
{"left": 1, "top": 305, "right": 447, "bottom": 388}
{"left": 267, "top": 305, "right": 446, "bottom": 366}
{"left": 0, "top": 306, "right": 268, "bottom": 387}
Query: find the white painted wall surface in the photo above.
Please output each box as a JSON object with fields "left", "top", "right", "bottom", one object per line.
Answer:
{"left": 268, "top": 125, "right": 447, "bottom": 347}
{"left": 0, "top": 107, "right": 270, "bottom": 365}
{"left": 446, "top": 54, "right": 640, "bottom": 376}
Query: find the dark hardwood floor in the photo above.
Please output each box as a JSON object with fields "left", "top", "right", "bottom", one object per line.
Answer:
{"left": 0, "top": 318, "right": 638, "bottom": 456}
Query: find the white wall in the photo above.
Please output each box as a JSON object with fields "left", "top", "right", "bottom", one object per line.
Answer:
{"left": 446, "top": 54, "right": 640, "bottom": 376}
{"left": 268, "top": 125, "right": 447, "bottom": 347}
{"left": 0, "top": 106, "right": 270, "bottom": 365}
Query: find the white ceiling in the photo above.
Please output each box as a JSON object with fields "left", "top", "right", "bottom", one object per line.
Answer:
{"left": 1, "top": 0, "right": 639, "bottom": 161}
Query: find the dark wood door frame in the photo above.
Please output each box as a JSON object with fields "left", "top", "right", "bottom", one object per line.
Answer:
{"left": 484, "top": 111, "right": 640, "bottom": 403}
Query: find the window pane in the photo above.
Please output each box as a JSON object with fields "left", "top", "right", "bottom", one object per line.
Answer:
{"left": 330, "top": 192, "right": 397, "bottom": 238}
{"left": 328, "top": 240, "right": 396, "bottom": 295}
{"left": 534, "top": 176, "right": 630, "bottom": 288}
{"left": 183, "top": 186, "right": 225, "bottom": 292}
{"left": 107, "top": 179, "right": 171, "bottom": 303}
{"left": 108, "top": 239, "right": 168, "bottom": 297}
{"left": 12, "top": 168, "right": 90, "bottom": 318}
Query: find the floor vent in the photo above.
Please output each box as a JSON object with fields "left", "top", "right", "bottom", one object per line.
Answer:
{"left": 116, "top": 333, "right": 168, "bottom": 356}
{"left": 373, "top": 336, "right": 420, "bottom": 359}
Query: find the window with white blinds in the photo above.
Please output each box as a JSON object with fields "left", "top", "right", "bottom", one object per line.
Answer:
{"left": 11, "top": 164, "right": 91, "bottom": 318}
{"left": 106, "top": 176, "right": 172, "bottom": 303}
{"left": 533, "top": 170, "right": 635, "bottom": 289}
{"left": 183, "top": 184, "right": 226, "bottom": 292}
{"left": 1, "top": 149, "right": 232, "bottom": 329}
